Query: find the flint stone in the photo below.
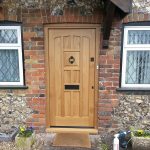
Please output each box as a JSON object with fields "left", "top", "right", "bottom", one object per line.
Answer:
{"left": 0, "top": 94, "right": 32, "bottom": 133}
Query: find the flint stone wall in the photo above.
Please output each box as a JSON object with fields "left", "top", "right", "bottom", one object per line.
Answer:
{"left": 113, "top": 95, "right": 150, "bottom": 131}
{"left": 0, "top": 0, "right": 150, "bottom": 133}
{"left": 2, "top": 0, "right": 104, "bottom": 15}
{"left": 0, "top": 93, "right": 32, "bottom": 133}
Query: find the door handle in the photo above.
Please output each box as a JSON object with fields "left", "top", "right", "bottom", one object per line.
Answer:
{"left": 69, "top": 56, "right": 75, "bottom": 64}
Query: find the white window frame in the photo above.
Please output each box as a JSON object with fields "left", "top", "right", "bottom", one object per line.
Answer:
{"left": 121, "top": 26, "right": 150, "bottom": 88}
{"left": 0, "top": 25, "right": 24, "bottom": 86}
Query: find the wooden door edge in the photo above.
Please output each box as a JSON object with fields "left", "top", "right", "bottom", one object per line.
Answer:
{"left": 94, "top": 26, "right": 100, "bottom": 130}
{"left": 46, "top": 127, "right": 98, "bottom": 134}
{"left": 44, "top": 26, "right": 50, "bottom": 127}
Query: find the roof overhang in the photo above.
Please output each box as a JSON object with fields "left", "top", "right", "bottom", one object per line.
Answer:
{"left": 111, "top": 0, "right": 132, "bottom": 13}
{"left": 103, "top": 0, "right": 132, "bottom": 48}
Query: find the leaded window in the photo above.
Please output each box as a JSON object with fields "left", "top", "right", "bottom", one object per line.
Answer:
{"left": 0, "top": 24, "right": 24, "bottom": 86}
{"left": 121, "top": 24, "right": 150, "bottom": 88}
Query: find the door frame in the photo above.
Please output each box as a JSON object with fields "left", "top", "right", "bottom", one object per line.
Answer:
{"left": 44, "top": 24, "right": 100, "bottom": 130}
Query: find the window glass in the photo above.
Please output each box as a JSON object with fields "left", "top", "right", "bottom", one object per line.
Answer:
{"left": 0, "top": 49, "right": 20, "bottom": 82}
{"left": 126, "top": 50, "right": 150, "bottom": 84}
{"left": 0, "top": 29, "right": 18, "bottom": 43}
{"left": 128, "top": 30, "right": 150, "bottom": 44}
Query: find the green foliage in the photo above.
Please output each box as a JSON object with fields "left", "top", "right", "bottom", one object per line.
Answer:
{"left": 101, "top": 143, "right": 109, "bottom": 150}
{"left": 130, "top": 127, "right": 150, "bottom": 138}
{"left": 133, "top": 130, "right": 150, "bottom": 138}
{"left": 18, "top": 126, "right": 34, "bottom": 137}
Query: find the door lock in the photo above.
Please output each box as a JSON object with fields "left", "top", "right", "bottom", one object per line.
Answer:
{"left": 90, "top": 57, "right": 94, "bottom": 62}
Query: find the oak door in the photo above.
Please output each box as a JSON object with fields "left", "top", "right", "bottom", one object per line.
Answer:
{"left": 47, "top": 28, "right": 96, "bottom": 127}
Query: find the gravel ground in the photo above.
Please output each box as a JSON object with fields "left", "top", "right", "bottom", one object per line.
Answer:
{"left": 0, "top": 133, "right": 101, "bottom": 150}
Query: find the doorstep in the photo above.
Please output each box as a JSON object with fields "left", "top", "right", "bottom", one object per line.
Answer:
{"left": 46, "top": 128, "right": 98, "bottom": 134}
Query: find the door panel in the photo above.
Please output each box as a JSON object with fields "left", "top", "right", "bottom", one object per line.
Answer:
{"left": 48, "top": 29, "right": 96, "bottom": 127}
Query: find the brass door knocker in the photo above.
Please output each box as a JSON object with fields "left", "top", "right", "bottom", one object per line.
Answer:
{"left": 69, "top": 56, "right": 75, "bottom": 64}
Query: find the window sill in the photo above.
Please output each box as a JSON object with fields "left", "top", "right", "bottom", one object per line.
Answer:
{"left": 0, "top": 85, "right": 28, "bottom": 89}
{"left": 116, "top": 87, "right": 150, "bottom": 92}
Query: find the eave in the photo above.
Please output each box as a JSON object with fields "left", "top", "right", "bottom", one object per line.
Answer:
{"left": 111, "top": 0, "right": 132, "bottom": 13}
{"left": 103, "top": 0, "right": 132, "bottom": 48}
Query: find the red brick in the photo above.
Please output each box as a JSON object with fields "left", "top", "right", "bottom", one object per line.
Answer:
{"left": 103, "top": 82, "right": 112, "bottom": 87}
{"left": 98, "top": 103, "right": 112, "bottom": 108}
{"left": 100, "top": 64, "right": 113, "bottom": 68}
{"left": 99, "top": 94, "right": 111, "bottom": 99}
{"left": 99, "top": 116, "right": 111, "bottom": 120}
{"left": 111, "top": 100, "right": 119, "bottom": 107}
{"left": 23, "top": 32, "right": 36, "bottom": 41}
{"left": 107, "top": 59, "right": 114, "bottom": 64}
{"left": 32, "top": 64, "right": 45, "bottom": 68}
{"left": 31, "top": 122, "right": 45, "bottom": 126}
{"left": 106, "top": 87, "right": 117, "bottom": 90}
{"left": 113, "top": 82, "right": 119, "bottom": 87}
{"left": 99, "top": 90, "right": 112, "bottom": 95}
{"left": 100, "top": 73, "right": 112, "bottom": 78}
{"left": 107, "top": 77, "right": 119, "bottom": 81}
{"left": 114, "top": 64, "right": 120, "bottom": 69}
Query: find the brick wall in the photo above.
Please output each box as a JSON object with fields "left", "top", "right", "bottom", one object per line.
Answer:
{"left": 1, "top": 5, "right": 149, "bottom": 132}
{"left": 0, "top": 7, "right": 103, "bottom": 131}
{"left": 99, "top": 24, "right": 121, "bottom": 131}
{"left": 98, "top": 12, "right": 150, "bottom": 132}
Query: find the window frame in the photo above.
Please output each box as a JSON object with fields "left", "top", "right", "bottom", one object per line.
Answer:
{"left": 0, "top": 21, "right": 26, "bottom": 88}
{"left": 120, "top": 22, "right": 150, "bottom": 90}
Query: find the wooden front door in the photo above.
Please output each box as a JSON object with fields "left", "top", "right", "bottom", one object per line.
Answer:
{"left": 45, "top": 25, "right": 99, "bottom": 128}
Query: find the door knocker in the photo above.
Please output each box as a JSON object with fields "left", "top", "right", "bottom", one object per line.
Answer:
{"left": 69, "top": 56, "right": 75, "bottom": 64}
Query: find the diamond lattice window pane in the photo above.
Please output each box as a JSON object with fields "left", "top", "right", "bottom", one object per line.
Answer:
{"left": 0, "top": 29, "right": 18, "bottom": 43}
{"left": 0, "top": 49, "right": 20, "bottom": 82}
{"left": 128, "top": 30, "right": 150, "bottom": 44}
{"left": 126, "top": 50, "right": 150, "bottom": 84}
